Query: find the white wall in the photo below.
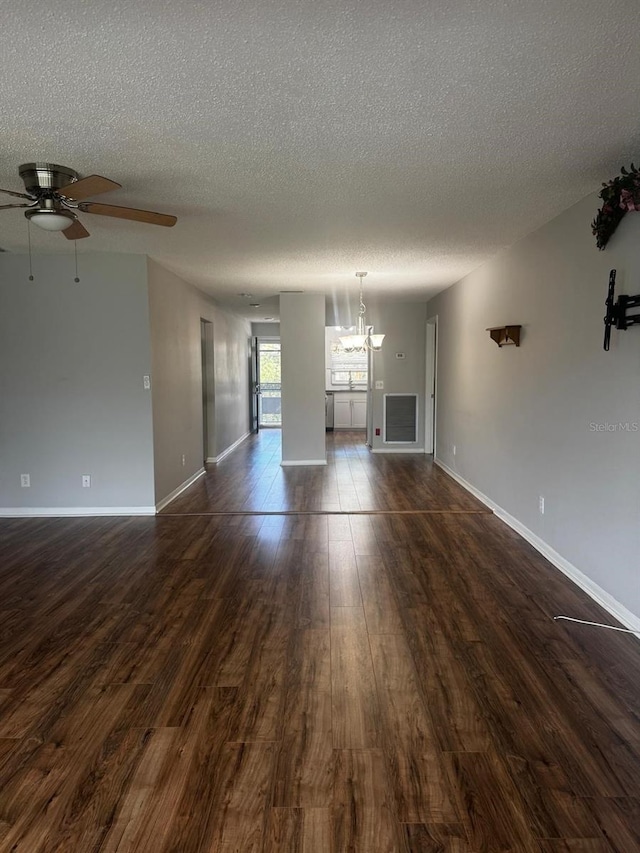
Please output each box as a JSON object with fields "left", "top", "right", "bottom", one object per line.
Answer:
{"left": 0, "top": 252, "right": 155, "bottom": 512}
{"left": 280, "top": 293, "right": 326, "bottom": 464}
{"left": 428, "top": 194, "right": 640, "bottom": 620}
{"left": 147, "top": 260, "right": 251, "bottom": 504}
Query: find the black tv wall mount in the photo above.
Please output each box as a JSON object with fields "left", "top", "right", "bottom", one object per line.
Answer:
{"left": 603, "top": 269, "right": 640, "bottom": 351}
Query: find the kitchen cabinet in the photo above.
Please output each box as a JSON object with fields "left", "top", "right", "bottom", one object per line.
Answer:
{"left": 333, "top": 392, "right": 367, "bottom": 428}
{"left": 334, "top": 399, "right": 352, "bottom": 428}
{"left": 351, "top": 398, "right": 367, "bottom": 428}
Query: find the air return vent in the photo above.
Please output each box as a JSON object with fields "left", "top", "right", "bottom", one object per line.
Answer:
{"left": 383, "top": 394, "right": 418, "bottom": 443}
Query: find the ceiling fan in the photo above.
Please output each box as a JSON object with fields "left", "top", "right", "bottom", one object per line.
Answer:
{"left": 0, "top": 162, "right": 177, "bottom": 240}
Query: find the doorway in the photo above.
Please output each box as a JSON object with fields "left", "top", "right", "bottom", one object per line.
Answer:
{"left": 425, "top": 316, "right": 437, "bottom": 456}
{"left": 256, "top": 339, "right": 282, "bottom": 428}
{"left": 200, "top": 319, "right": 215, "bottom": 462}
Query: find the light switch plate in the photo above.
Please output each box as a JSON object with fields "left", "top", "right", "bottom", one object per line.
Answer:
{"left": 375, "top": 380, "right": 384, "bottom": 390}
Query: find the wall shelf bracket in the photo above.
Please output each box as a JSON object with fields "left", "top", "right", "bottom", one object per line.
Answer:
{"left": 486, "top": 325, "right": 521, "bottom": 347}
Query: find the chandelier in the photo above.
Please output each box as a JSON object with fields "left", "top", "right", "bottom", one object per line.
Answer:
{"left": 339, "top": 272, "right": 385, "bottom": 352}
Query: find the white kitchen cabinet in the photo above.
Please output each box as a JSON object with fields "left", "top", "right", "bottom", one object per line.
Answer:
{"left": 334, "top": 399, "right": 353, "bottom": 428}
{"left": 351, "top": 398, "right": 367, "bottom": 428}
{"left": 333, "top": 393, "right": 367, "bottom": 428}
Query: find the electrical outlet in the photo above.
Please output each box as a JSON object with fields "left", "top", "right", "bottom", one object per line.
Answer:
{"left": 143, "top": 375, "right": 151, "bottom": 390}
{"left": 20, "top": 474, "right": 30, "bottom": 488}
{"left": 375, "top": 380, "right": 384, "bottom": 390}
{"left": 82, "top": 475, "right": 91, "bottom": 488}
{"left": 181, "top": 454, "right": 186, "bottom": 466}
{"left": 453, "top": 445, "right": 456, "bottom": 456}
{"left": 539, "top": 495, "right": 545, "bottom": 515}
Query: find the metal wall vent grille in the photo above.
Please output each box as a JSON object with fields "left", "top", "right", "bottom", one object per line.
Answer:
{"left": 384, "top": 394, "right": 418, "bottom": 443}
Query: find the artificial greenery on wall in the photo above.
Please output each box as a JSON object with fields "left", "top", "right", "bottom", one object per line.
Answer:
{"left": 592, "top": 164, "right": 640, "bottom": 250}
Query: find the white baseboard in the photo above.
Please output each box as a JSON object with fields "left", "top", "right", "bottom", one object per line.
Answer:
{"left": 371, "top": 447, "right": 425, "bottom": 454}
{"left": 155, "top": 468, "right": 205, "bottom": 513}
{"left": 434, "top": 459, "right": 640, "bottom": 636}
{"left": 210, "top": 431, "right": 251, "bottom": 464}
{"left": 281, "top": 459, "right": 327, "bottom": 466}
{"left": 0, "top": 506, "right": 156, "bottom": 517}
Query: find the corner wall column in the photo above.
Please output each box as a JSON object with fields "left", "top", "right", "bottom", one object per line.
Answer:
{"left": 280, "top": 292, "right": 327, "bottom": 466}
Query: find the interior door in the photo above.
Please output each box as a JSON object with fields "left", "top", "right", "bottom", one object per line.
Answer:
{"left": 425, "top": 317, "right": 437, "bottom": 454}
{"left": 201, "top": 320, "right": 209, "bottom": 460}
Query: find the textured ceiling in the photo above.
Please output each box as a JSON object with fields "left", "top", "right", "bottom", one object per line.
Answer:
{"left": 1, "top": 0, "right": 639, "bottom": 320}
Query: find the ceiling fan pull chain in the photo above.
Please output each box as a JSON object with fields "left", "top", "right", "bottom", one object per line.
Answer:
{"left": 27, "top": 219, "right": 34, "bottom": 281}
{"left": 74, "top": 240, "right": 80, "bottom": 283}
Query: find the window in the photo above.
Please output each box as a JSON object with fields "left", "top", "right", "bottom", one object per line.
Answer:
{"left": 330, "top": 339, "right": 367, "bottom": 385}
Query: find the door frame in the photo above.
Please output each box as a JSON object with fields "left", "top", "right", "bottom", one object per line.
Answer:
{"left": 200, "top": 319, "right": 215, "bottom": 462}
{"left": 255, "top": 336, "right": 282, "bottom": 429}
{"left": 250, "top": 336, "right": 259, "bottom": 433}
{"left": 425, "top": 315, "right": 438, "bottom": 456}
{"left": 366, "top": 326, "right": 374, "bottom": 446}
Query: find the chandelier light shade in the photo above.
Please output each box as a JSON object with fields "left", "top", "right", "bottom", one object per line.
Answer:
{"left": 339, "top": 272, "right": 385, "bottom": 353}
{"left": 343, "top": 334, "right": 367, "bottom": 351}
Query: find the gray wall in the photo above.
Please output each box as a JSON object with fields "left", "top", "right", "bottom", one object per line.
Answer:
{"left": 147, "top": 260, "right": 251, "bottom": 504}
{"left": 280, "top": 293, "right": 326, "bottom": 464}
{"left": 428, "top": 194, "right": 640, "bottom": 619}
{"left": 212, "top": 309, "right": 252, "bottom": 454}
{"left": 0, "top": 252, "right": 155, "bottom": 510}
{"left": 367, "top": 301, "right": 428, "bottom": 452}
{"left": 251, "top": 322, "right": 280, "bottom": 337}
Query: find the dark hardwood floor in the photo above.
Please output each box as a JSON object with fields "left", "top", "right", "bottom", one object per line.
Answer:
{"left": 163, "top": 430, "right": 488, "bottom": 514}
{"left": 0, "top": 431, "right": 639, "bottom": 851}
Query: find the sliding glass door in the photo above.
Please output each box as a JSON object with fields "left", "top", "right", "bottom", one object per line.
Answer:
{"left": 257, "top": 339, "right": 281, "bottom": 427}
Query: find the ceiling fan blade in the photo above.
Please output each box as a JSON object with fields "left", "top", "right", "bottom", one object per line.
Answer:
{"left": 62, "top": 219, "right": 90, "bottom": 240}
{"left": 0, "top": 187, "right": 31, "bottom": 199}
{"left": 78, "top": 202, "right": 177, "bottom": 227}
{"left": 58, "top": 175, "right": 121, "bottom": 201}
{"left": 0, "top": 203, "right": 30, "bottom": 210}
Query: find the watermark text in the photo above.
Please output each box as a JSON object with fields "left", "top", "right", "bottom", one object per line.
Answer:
{"left": 589, "top": 422, "right": 639, "bottom": 432}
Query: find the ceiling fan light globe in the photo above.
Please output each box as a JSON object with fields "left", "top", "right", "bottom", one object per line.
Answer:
{"left": 26, "top": 210, "right": 76, "bottom": 232}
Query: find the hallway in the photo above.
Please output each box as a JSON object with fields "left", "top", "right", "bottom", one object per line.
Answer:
{"left": 0, "top": 435, "right": 639, "bottom": 850}
{"left": 164, "top": 430, "right": 487, "bottom": 514}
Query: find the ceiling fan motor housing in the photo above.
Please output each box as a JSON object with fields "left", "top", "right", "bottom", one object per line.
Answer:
{"left": 19, "top": 162, "right": 79, "bottom": 196}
